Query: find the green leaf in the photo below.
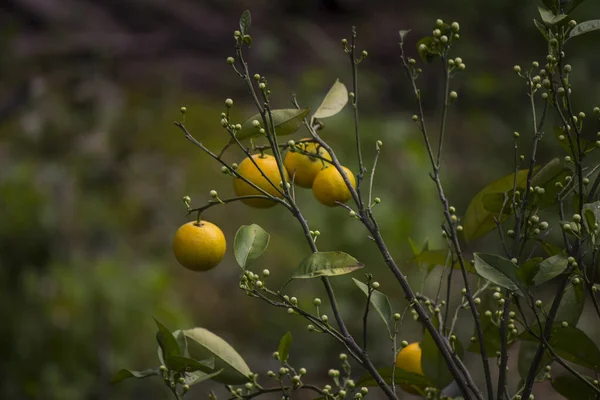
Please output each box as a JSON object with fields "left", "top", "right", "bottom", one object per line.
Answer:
{"left": 184, "top": 327, "right": 252, "bottom": 385}
{"left": 467, "top": 312, "right": 505, "bottom": 354}
{"left": 422, "top": 329, "right": 464, "bottom": 389}
{"left": 277, "top": 332, "right": 293, "bottom": 363}
{"left": 532, "top": 254, "right": 568, "bottom": 286}
{"left": 356, "top": 367, "right": 434, "bottom": 388}
{"left": 239, "top": 10, "right": 251, "bottom": 35}
{"left": 518, "top": 341, "right": 550, "bottom": 381}
{"left": 521, "top": 323, "right": 600, "bottom": 370}
{"left": 542, "top": 0, "right": 558, "bottom": 13}
{"left": 111, "top": 368, "right": 157, "bottom": 384}
{"left": 352, "top": 278, "right": 393, "bottom": 335}
{"left": 552, "top": 374, "right": 598, "bottom": 400}
{"left": 463, "top": 169, "right": 529, "bottom": 242}
{"left": 234, "top": 108, "right": 310, "bottom": 141}
{"left": 242, "top": 35, "right": 252, "bottom": 47}
{"left": 184, "top": 370, "right": 224, "bottom": 386}
{"left": 533, "top": 19, "right": 549, "bottom": 39}
{"left": 554, "top": 282, "right": 586, "bottom": 327}
{"left": 582, "top": 201, "right": 600, "bottom": 238}
{"left": 292, "top": 251, "right": 364, "bottom": 279}
{"left": 567, "top": 0, "right": 588, "bottom": 13}
{"left": 569, "top": 20, "right": 600, "bottom": 39}
{"left": 312, "top": 79, "right": 348, "bottom": 120}
{"left": 538, "top": 7, "right": 568, "bottom": 26}
{"left": 233, "top": 224, "right": 270, "bottom": 269}
{"left": 154, "top": 318, "right": 181, "bottom": 369}
{"left": 416, "top": 36, "right": 439, "bottom": 63}
{"left": 518, "top": 257, "right": 544, "bottom": 286}
{"left": 165, "top": 355, "right": 215, "bottom": 374}
{"left": 536, "top": 239, "right": 563, "bottom": 257}
{"left": 174, "top": 330, "right": 188, "bottom": 356}
{"left": 531, "top": 158, "right": 571, "bottom": 208}
{"left": 473, "top": 253, "right": 526, "bottom": 295}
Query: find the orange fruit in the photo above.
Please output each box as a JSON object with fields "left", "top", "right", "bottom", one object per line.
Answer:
{"left": 312, "top": 165, "right": 356, "bottom": 206}
{"left": 284, "top": 139, "right": 331, "bottom": 188}
{"left": 395, "top": 342, "right": 425, "bottom": 394}
{"left": 173, "top": 221, "right": 226, "bottom": 272}
{"left": 233, "top": 154, "right": 289, "bottom": 208}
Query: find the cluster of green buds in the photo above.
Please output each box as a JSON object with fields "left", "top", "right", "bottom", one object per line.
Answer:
{"left": 562, "top": 213, "right": 583, "bottom": 237}
{"left": 422, "top": 298, "right": 445, "bottom": 317}
{"left": 448, "top": 205, "right": 464, "bottom": 233}
{"left": 318, "top": 354, "right": 358, "bottom": 399}
{"left": 159, "top": 365, "right": 191, "bottom": 397}
{"left": 239, "top": 269, "right": 269, "bottom": 293}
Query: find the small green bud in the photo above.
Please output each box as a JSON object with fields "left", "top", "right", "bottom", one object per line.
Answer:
{"left": 393, "top": 313, "right": 401, "bottom": 321}
{"left": 290, "top": 297, "right": 298, "bottom": 305}
{"left": 436, "top": 19, "right": 444, "bottom": 27}
{"left": 401, "top": 340, "right": 409, "bottom": 347}
{"left": 573, "top": 214, "right": 582, "bottom": 223}
{"left": 449, "top": 91, "right": 458, "bottom": 100}
{"left": 183, "top": 384, "right": 190, "bottom": 392}
{"left": 565, "top": 156, "right": 572, "bottom": 162}
{"left": 440, "top": 35, "right": 448, "bottom": 43}
{"left": 513, "top": 65, "right": 521, "bottom": 73}
{"left": 449, "top": 206, "right": 456, "bottom": 213}
{"left": 513, "top": 131, "right": 520, "bottom": 138}
{"left": 349, "top": 210, "right": 357, "bottom": 217}
{"left": 535, "top": 300, "right": 542, "bottom": 307}
{"left": 210, "top": 190, "right": 218, "bottom": 198}
{"left": 262, "top": 269, "right": 270, "bottom": 276}
{"left": 292, "top": 375, "right": 301, "bottom": 384}
{"left": 313, "top": 298, "right": 321, "bottom": 306}
{"left": 342, "top": 38, "right": 348, "bottom": 46}
{"left": 279, "top": 367, "right": 287, "bottom": 375}
{"left": 255, "top": 280, "right": 263, "bottom": 288}
{"left": 474, "top": 297, "right": 481, "bottom": 305}
{"left": 493, "top": 292, "right": 502, "bottom": 300}
{"left": 307, "top": 324, "right": 315, "bottom": 331}
{"left": 361, "top": 387, "right": 369, "bottom": 395}
{"left": 231, "top": 163, "right": 238, "bottom": 169}
{"left": 299, "top": 368, "right": 307, "bottom": 375}
{"left": 458, "top": 63, "right": 466, "bottom": 71}
{"left": 267, "top": 370, "right": 276, "bottom": 377}
{"left": 568, "top": 20, "right": 577, "bottom": 28}
{"left": 227, "top": 57, "right": 235, "bottom": 65}
{"left": 273, "top": 351, "right": 280, "bottom": 359}
{"left": 235, "top": 124, "right": 242, "bottom": 131}
{"left": 221, "top": 165, "right": 229, "bottom": 174}
{"left": 532, "top": 61, "right": 539, "bottom": 68}
{"left": 461, "top": 288, "right": 467, "bottom": 295}
{"left": 225, "top": 98, "right": 234, "bottom": 107}
{"left": 371, "top": 281, "right": 380, "bottom": 289}
{"left": 339, "top": 390, "right": 347, "bottom": 397}
{"left": 245, "top": 382, "right": 254, "bottom": 390}
{"left": 573, "top": 277, "right": 580, "bottom": 285}
{"left": 287, "top": 308, "right": 294, "bottom": 314}
{"left": 159, "top": 365, "right": 167, "bottom": 372}
{"left": 451, "top": 22, "right": 460, "bottom": 31}
{"left": 321, "top": 314, "right": 329, "bottom": 322}
{"left": 362, "top": 50, "right": 368, "bottom": 58}
{"left": 456, "top": 225, "right": 464, "bottom": 232}
{"left": 594, "top": 107, "right": 600, "bottom": 115}
{"left": 412, "top": 114, "right": 419, "bottom": 122}
{"left": 259, "top": 83, "right": 266, "bottom": 90}
{"left": 433, "top": 29, "right": 442, "bottom": 37}
{"left": 339, "top": 353, "right": 348, "bottom": 361}
{"left": 374, "top": 197, "right": 381, "bottom": 204}
{"left": 562, "top": 321, "right": 569, "bottom": 327}
{"left": 470, "top": 336, "right": 477, "bottom": 343}
{"left": 484, "top": 310, "right": 492, "bottom": 317}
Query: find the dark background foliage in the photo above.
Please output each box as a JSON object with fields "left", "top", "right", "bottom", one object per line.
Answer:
{"left": 1, "top": 0, "right": 600, "bottom": 399}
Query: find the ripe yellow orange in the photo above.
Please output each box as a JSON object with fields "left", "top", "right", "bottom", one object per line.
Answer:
{"left": 284, "top": 139, "right": 331, "bottom": 188}
{"left": 312, "top": 165, "right": 356, "bottom": 206}
{"left": 173, "top": 221, "right": 226, "bottom": 272}
{"left": 395, "top": 342, "right": 424, "bottom": 394}
{"left": 233, "top": 154, "right": 289, "bottom": 208}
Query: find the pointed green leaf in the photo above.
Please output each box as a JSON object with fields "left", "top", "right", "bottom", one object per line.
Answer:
{"left": 533, "top": 254, "right": 568, "bottom": 286}
{"left": 422, "top": 330, "right": 464, "bottom": 389}
{"left": 533, "top": 19, "right": 549, "bottom": 39}
{"left": 353, "top": 278, "right": 393, "bottom": 335}
{"left": 552, "top": 374, "right": 598, "bottom": 400}
{"left": 554, "top": 282, "right": 586, "bottom": 327}
{"left": 582, "top": 201, "right": 600, "bottom": 238}
{"left": 517, "top": 257, "right": 544, "bottom": 286}
{"left": 531, "top": 158, "right": 571, "bottom": 208}
{"left": 111, "top": 368, "right": 157, "bottom": 384}
{"left": 175, "top": 330, "right": 188, "bottom": 357}
{"left": 356, "top": 367, "right": 434, "bottom": 388}
{"left": 463, "top": 169, "right": 529, "bottom": 242}
{"left": 312, "top": 79, "right": 348, "bottom": 120}
{"left": 521, "top": 323, "right": 600, "bottom": 370}
{"left": 292, "top": 251, "right": 364, "bottom": 279}
{"left": 184, "top": 327, "right": 252, "bottom": 385}
{"left": 165, "top": 355, "right": 215, "bottom": 374}
{"left": 184, "top": 370, "right": 224, "bottom": 386}
{"left": 234, "top": 224, "right": 270, "bottom": 269}
{"left": 234, "top": 108, "right": 310, "bottom": 141}
{"left": 518, "top": 341, "right": 551, "bottom": 381}
{"left": 154, "top": 318, "right": 181, "bottom": 369}
{"left": 277, "top": 332, "right": 293, "bottom": 363}
{"left": 569, "top": 20, "right": 600, "bottom": 39}
{"left": 473, "top": 253, "right": 526, "bottom": 295}
{"left": 538, "top": 7, "right": 568, "bottom": 26}
{"left": 239, "top": 10, "right": 251, "bottom": 35}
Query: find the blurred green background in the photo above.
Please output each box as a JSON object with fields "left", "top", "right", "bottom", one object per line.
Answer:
{"left": 2, "top": 0, "right": 600, "bottom": 399}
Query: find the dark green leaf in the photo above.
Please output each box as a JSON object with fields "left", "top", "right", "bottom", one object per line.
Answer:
{"left": 533, "top": 19, "right": 549, "bottom": 39}
{"left": 554, "top": 282, "right": 586, "bottom": 327}
{"left": 552, "top": 374, "right": 598, "bottom": 400}
{"left": 416, "top": 36, "right": 439, "bottom": 64}
{"left": 165, "top": 355, "right": 215, "bottom": 374}
{"left": 233, "top": 224, "right": 270, "bottom": 269}
{"left": 517, "top": 257, "right": 544, "bottom": 286}
{"left": 277, "top": 332, "right": 293, "bottom": 363}
{"left": 533, "top": 254, "right": 568, "bottom": 286}
{"left": 292, "top": 251, "right": 364, "bottom": 279}
{"left": 531, "top": 158, "right": 571, "bottom": 209}
{"left": 517, "top": 341, "right": 550, "bottom": 381}
{"left": 356, "top": 367, "right": 434, "bottom": 388}
{"left": 184, "top": 370, "right": 224, "bottom": 386}
{"left": 463, "top": 169, "right": 529, "bottom": 242}
{"left": 111, "top": 368, "right": 157, "bottom": 384}
{"left": 422, "top": 329, "right": 463, "bottom": 389}
{"left": 353, "top": 278, "right": 393, "bottom": 335}
{"left": 399, "top": 29, "right": 411, "bottom": 43}
{"left": 582, "top": 201, "right": 600, "bottom": 237}
{"left": 242, "top": 35, "right": 252, "bottom": 47}
{"left": 473, "top": 253, "right": 526, "bottom": 295}
{"left": 185, "top": 327, "right": 252, "bottom": 384}
{"left": 536, "top": 239, "right": 563, "bottom": 256}
{"left": 538, "top": 7, "right": 568, "bottom": 26}
{"left": 239, "top": 10, "right": 251, "bottom": 35}
{"left": 175, "top": 330, "right": 188, "bottom": 357}
{"left": 467, "top": 312, "right": 514, "bottom": 354}
{"left": 521, "top": 323, "right": 600, "bottom": 370}
{"left": 234, "top": 108, "right": 310, "bottom": 141}
{"left": 569, "top": 20, "right": 600, "bottom": 39}
{"left": 312, "top": 79, "right": 348, "bottom": 120}
{"left": 154, "top": 318, "right": 181, "bottom": 369}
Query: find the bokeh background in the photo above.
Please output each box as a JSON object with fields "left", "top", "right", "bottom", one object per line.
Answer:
{"left": 2, "top": 0, "right": 600, "bottom": 399}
